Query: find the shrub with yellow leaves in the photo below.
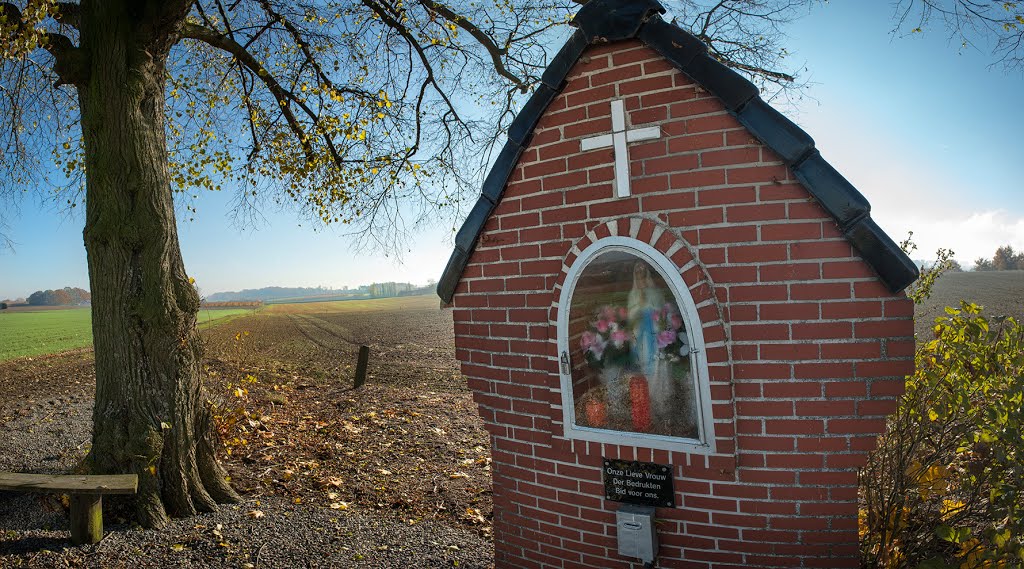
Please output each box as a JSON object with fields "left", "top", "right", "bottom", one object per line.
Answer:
{"left": 860, "top": 303, "right": 1024, "bottom": 568}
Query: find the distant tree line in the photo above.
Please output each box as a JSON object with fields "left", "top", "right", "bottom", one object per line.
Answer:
{"left": 206, "top": 282, "right": 437, "bottom": 303}
{"left": 973, "top": 245, "right": 1024, "bottom": 271}
{"left": 206, "top": 286, "right": 351, "bottom": 303}
{"left": 27, "top": 287, "right": 91, "bottom": 306}
{"left": 368, "top": 282, "right": 415, "bottom": 298}
{"left": 200, "top": 301, "right": 263, "bottom": 309}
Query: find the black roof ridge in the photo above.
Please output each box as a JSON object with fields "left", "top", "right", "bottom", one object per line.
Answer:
{"left": 437, "top": 0, "right": 918, "bottom": 303}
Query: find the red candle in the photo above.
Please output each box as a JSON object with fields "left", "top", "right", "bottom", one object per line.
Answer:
{"left": 629, "top": 374, "right": 652, "bottom": 432}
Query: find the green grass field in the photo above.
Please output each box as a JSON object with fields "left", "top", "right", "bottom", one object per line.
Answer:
{"left": 0, "top": 307, "right": 257, "bottom": 362}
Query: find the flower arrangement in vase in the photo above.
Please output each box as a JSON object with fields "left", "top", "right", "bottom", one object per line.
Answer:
{"left": 579, "top": 305, "right": 632, "bottom": 369}
{"left": 651, "top": 303, "right": 690, "bottom": 361}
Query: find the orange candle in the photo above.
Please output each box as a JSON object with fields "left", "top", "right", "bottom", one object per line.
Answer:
{"left": 585, "top": 398, "right": 607, "bottom": 427}
{"left": 629, "top": 374, "right": 652, "bottom": 432}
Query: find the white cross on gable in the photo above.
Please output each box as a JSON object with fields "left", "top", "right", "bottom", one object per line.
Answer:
{"left": 579, "top": 99, "right": 661, "bottom": 198}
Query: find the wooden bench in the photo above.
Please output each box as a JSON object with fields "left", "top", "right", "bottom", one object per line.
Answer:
{"left": 0, "top": 472, "right": 138, "bottom": 545}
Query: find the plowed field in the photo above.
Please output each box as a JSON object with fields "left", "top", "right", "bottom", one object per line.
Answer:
{"left": 0, "top": 294, "right": 493, "bottom": 568}
{"left": 914, "top": 270, "right": 1024, "bottom": 338}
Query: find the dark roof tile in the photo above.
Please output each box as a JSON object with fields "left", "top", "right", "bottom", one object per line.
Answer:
{"left": 481, "top": 140, "right": 525, "bottom": 204}
{"left": 792, "top": 152, "right": 871, "bottom": 228}
{"left": 571, "top": 0, "right": 665, "bottom": 43}
{"left": 455, "top": 198, "right": 496, "bottom": 252}
{"left": 542, "top": 30, "right": 589, "bottom": 89}
{"left": 508, "top": 84, "right": 559, "bottom": 147}
{"left": 637, "top": 16, "right": 706, "bottom": 68}
{"left": 844, "top": 217, "right": 919, "bottom": 292}
{"left": 678, "top": 51, "right": 759, "bottom": 111}
{"left": 736, "top": 98, "right": 815, "bottom": 165}
{"left": 437, "top": 247, "right": 470, "bottom": 303}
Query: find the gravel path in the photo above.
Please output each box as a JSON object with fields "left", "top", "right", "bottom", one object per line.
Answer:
{"left": 0, "top": 361, "right": 494, "bottom": 568}
{"left": 2, "top": 493, "right": 491, "bottom": 568}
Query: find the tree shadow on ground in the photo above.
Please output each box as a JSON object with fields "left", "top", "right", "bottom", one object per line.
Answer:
{"left": 0, "top": 534, "right": 74, "bottom": 555}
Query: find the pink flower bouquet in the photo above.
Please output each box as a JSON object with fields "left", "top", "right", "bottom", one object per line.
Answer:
{"left": 580, "top": 305, "right": 632, "bottom": 369}
{"left": 651, "top": 303, "right": 690, "bottom": 361}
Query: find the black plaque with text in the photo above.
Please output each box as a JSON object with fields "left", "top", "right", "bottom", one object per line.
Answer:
{"left": 603, "top": 459, "right": 675, "bottom": 508}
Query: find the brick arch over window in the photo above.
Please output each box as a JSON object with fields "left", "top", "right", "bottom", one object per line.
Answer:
{"left": 545, "top": 215, "right": 737, "bottom": 468}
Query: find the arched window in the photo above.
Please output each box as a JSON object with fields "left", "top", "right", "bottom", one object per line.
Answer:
{"left": 557, "top": 236, "right": 714, "bottom": 453}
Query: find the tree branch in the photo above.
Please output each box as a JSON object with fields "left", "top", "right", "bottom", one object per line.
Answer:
{"left": 179, "top": 22, "right": 315, "bottom": 162}
{"left": 895, "top": 0, "right": 1024, "bottom": 71}
{"left": 142, "top": 0, "right": 195, "bottom": 52}
{"left": 416, "top": 0, "right": 529, "bottom": 92}
{"left": 1, "top": 2, "right": 87, "bottom": 85}
{"left": 54, "top": 2, "right": 79, "bottom": 28}
{"left": 360, "top": 0, "right": 465, "bottom": 130}
{"left": 713, "top": 54, "right": 794, "bottom": 82}
{"left": 253, "top": 0, "right": 350, "bottom": 165}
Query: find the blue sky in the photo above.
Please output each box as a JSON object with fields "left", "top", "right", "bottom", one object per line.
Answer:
{"left": 1, "top": 2, "right": 1022, "bottom": 300}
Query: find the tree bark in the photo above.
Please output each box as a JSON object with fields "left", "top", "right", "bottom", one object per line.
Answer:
{"left": 77, "top": 0, "right": 237, "bottom": 528}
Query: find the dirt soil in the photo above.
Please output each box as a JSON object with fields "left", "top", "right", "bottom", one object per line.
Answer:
{"left": 914, "top": 270, "right": 1024, "bottom": 338}
{"left": 0, "top": 295, "right": 494, "bottom": 568}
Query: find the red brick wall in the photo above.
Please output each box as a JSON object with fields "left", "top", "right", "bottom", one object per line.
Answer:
{"left": 451, "top": 40, "right": 915, "bottom": 569}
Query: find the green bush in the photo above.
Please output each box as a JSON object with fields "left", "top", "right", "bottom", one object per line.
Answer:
{"left": 860, "top": 303, "right": 1024, "bottom": 568}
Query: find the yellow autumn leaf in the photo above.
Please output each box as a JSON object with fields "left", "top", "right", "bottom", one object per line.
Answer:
{"left": 958, "top": 539, "right": 984, "bottom": 569}
{"left": 941, "top": 499, "right": 966, "bottom": 520}
{"left": 916, "top": 464, "right": 950, "bottom": 499}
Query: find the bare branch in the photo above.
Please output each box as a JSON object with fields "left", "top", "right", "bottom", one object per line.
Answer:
{"left": 251, "top": 0, "right": 349, "bottom": 164}
{"left": 179, "top": 22, "right": 315, "bottom": 161}
{"left": 360, "top": 0, "right": 466, "bottom": 127}
{"left": 670, "top": 0, "right": 814, "bottom": 95}
{"left": 417, "top": 0, "right": 530, "bottom": 91}
{"left": 893, "top": 0, "right": 1024, "bottom": 71}
{"left": 715, "top": 54, "right": 794, "bottom": 82}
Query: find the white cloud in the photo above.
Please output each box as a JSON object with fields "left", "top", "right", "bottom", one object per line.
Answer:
{"left": 873, "top": 209, "right": 1024, "bottom": 267}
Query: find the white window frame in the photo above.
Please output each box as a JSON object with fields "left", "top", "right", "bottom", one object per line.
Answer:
{"left": 556, "top": 236, "right": 716, "bottom": 454}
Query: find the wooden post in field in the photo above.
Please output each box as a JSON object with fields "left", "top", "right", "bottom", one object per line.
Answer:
{"left": 354, "top": 345, "right": 370, "bottom": 388}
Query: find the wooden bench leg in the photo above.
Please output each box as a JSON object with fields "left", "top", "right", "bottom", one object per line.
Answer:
{"left": 69, "top": 494, "right": 103, "bottom": 545}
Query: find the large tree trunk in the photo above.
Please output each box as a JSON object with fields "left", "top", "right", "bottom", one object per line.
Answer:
{"left": 77, "top": 1, "right": 238, "bottom": 528}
